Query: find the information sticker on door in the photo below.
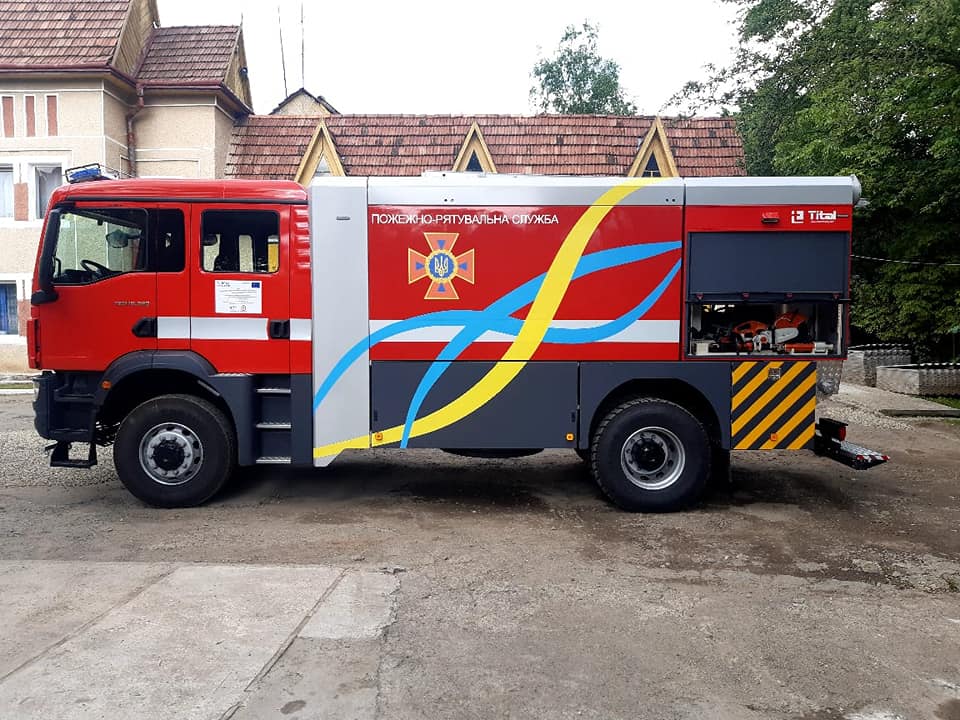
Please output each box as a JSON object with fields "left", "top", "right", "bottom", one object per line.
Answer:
{"left": 215, "top": 280, "right": 262, "bottom": 314}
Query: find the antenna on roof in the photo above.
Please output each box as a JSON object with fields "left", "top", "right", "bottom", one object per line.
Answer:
{"left": 300, "top": 2, "right": 305, "bottom": 90}
{"left": 278, "top": 5, "right": 289, "bottom": 97}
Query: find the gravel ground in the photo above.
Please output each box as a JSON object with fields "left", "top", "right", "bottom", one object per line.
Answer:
{"left": 0, "top": 396, "right": 113, "bottom": 488}
{"left": 1, "top": 392, "right": 959, "bottom": 718}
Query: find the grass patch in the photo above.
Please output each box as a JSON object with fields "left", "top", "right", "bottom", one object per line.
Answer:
{"left": 0, "top": 382, "right": 33, "bottom": 390}
{"left": 923, "top": 395, "right": 960, "bottom": 410}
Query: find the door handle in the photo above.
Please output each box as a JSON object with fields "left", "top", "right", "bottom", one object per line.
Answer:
{"left": 132, "top": 317, "right": 158, "bottom": 338}
{"left": 268, "top": 320, "right": 290, "bottom": 339}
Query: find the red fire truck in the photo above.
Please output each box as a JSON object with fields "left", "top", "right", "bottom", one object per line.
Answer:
{"left": 28, "top": 167, "right": 886, "bottom": 510}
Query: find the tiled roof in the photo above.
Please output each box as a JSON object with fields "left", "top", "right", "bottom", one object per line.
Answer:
{"left": 137, "top": 25, "right": 239, "bottom": 84}
{"left": 225, "top": 115, "right": 320, "bottom": 179}
{"left": 662, "top": 117, "right": 745, "bottom": 177}
{"left": 0, "top": 0, "right": 130, "bottom": 67}
{"left": 226, "top": 114, "right": 745, "bottom": 180}
{"left": 323, "top": 115, "right": 744, "bottom": 177}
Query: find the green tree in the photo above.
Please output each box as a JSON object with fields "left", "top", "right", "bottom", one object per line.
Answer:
{"left": 530, "top": 22, "right": 637, "bottom": 115}
{"left": 673, "top": 0, "right": 960, "bottom": 356}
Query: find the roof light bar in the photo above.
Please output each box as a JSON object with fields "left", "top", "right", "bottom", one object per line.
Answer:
{"left": 65, "top": 163, "right": 117, "bottom": 184}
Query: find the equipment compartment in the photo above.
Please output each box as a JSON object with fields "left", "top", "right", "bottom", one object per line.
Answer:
{"left": 688, "top": 301, "right": 845, "bottom": 357}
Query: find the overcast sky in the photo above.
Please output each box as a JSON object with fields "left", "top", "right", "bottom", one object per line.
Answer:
{"left": 158, "top": 0, "right": 739, "bottom": 116}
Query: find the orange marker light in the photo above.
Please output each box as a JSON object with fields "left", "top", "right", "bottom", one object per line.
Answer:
{"left": 374, "top": 432, "right": 383, "bottom": 442}
{"left": 101, "top": 380, "right": 112, "bottom": 390}
{"left": 565, "top": 433, "right": 575, "bottom": 441}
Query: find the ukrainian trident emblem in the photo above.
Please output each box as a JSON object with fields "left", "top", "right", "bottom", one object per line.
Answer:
{"left": 407, "top": 232, "right": 475, "bottom": 300}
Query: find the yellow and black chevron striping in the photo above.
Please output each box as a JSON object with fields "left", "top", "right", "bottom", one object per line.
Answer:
{"left": 731, "top": 361, "right": 816, "bottom": 450}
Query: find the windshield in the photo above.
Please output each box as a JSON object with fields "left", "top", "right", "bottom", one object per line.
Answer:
{"left": 51, "top": 208, "right": 147, "bottom": 284}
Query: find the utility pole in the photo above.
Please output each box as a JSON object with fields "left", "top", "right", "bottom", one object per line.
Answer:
{"left": 278, "top": 5, "right": 288, "bottom": 97}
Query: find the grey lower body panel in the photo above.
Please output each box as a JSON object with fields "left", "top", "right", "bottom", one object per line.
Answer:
{"left": 371, "top": 361, "right": 578, "bottom": 449}
{"left": 579, "top": 362, "right": 733, "bottom": 449}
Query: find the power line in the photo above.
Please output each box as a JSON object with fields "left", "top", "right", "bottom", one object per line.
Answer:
{"left": 852, "top": 254, "right": 960, "bottom": 267}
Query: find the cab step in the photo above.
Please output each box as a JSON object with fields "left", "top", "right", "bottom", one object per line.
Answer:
{"left": 255, "top": 422, "right": 292, "bottom": 430}
{"left": 255, "top": 456, "right": 291, "bottom": 465}
{"left": 47, "top": 440, "right": 97, "bottom": 469}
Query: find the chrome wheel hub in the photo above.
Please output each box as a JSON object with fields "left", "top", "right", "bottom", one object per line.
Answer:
{"left": 139, "top": 422, "right": 203, "bottom": 486}
{"left": 620, "top": 426, "right": 685, "bottom": 490}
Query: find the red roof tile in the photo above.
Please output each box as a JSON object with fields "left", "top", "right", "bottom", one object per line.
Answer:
{"left": 227, "top": 114, "right": 745, "bottom": 180}
{"left": 0, "top": 0, "right": 130, "bottom": 67}
{"left": 225, "top": 115, "right": 320, "bottom": 179}
{"left": 137, "top": 25, "right": 239, "bottom": 84}
{"left": 663, "top": 117, "right": 745, "bottom": 177}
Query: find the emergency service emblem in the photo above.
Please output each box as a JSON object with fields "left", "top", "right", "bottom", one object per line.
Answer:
{"left": 407, "top": 232, "right": 475, "bottom": 300}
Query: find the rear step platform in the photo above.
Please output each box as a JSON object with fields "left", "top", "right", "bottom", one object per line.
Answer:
{"left": 813, "top": 418, "right": 889, "bottom": 470}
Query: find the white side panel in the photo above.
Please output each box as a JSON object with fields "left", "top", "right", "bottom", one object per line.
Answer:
{"left": 310, "top": 178, "right": 370, "bottom": 465}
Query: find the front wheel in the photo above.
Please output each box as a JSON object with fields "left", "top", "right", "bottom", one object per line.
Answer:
{"left": 591, "top": 398, "right": 709, "bottom": 512}
{"left": 113, "top": 394, "right": 236, "bottom": 507}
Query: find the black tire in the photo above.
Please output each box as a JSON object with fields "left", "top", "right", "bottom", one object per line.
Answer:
{"left": 590, "top": 398, "right": 709, "bottom": 512}
{"left": 113, "top": 394, "right": 236, "bottom": 508}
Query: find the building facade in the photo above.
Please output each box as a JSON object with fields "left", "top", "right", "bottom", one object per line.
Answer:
{"left": 0, "top": 0, "right": 251, "bottom": 368}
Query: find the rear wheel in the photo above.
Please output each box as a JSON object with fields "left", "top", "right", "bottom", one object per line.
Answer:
{"left": 591, "top": 398, "right": 709, "bottom": 512}
{"left": 114, "top": 394, "right": 235, "bottom": 507}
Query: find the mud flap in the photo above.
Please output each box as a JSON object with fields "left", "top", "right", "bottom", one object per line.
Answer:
{"left": 813, "top": 418, "right": 889, "bottom": 470}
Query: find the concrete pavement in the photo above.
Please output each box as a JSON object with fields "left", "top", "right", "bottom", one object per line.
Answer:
{"left": 0, "top": 561, "right": 398, "bottom": 720}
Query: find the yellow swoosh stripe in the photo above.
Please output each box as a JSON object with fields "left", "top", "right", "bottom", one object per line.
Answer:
{"left": 315, "top": 178, "right": 660, "bottom": 457}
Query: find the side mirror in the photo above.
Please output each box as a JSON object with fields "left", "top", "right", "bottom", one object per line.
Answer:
{"left": 31, "top": 288, "right": 58, "bottom": 305}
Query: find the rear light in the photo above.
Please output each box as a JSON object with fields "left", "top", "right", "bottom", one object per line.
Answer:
{"left": 837, "top": 425, "right": 846, "bottom": 442}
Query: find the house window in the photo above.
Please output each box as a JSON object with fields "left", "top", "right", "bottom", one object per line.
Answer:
{"left": 313, "top": 155, "right": 331, "bottom": 178}
{"left": 1, "top": 97, "right": 12, "bottom": 137}
{"left": 642, "top": 155, "right": 661, "bottom": 177}
{"left": 45, "top": 96, "right": 58, "bottom": 136}
{"left": 35, "top": 165, "right": 61, "bottom": 218}
{"left": 465, "top": 151, "right": 483, "bottom": 172}
{"left": 0, "top": 283, "right": 16, "bottom": 334}
{"left": 24, "top": 96, "right": 36, "bottom": 137}
{"left": 201, "top": 210, "right": 280, "bottom": 273}
{"left": 0, "top": 165, "right": 12, "bottom": 218}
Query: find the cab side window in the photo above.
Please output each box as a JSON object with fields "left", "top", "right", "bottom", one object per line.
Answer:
{"left": 201, "top": 210, "right": 280, "bottom": 273}
{"left": 152, "top": 209, "right": 185, "bottom": 273}
{"left": 50, "top": 207, "right": 185, "bottom": 284}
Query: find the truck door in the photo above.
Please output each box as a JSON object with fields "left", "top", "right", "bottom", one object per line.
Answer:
{"left": 188, "top": 204, "right": 290, "bottom": 374}
{"left": 34, "top": 202, "right": 167, "bottom": 371}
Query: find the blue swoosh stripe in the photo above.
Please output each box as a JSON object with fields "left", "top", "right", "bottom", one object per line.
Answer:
{"left": 313, "top": 241, "right": 681, "bottom": 412}
{"left": 398, "top": 259, "right": 681, "bottom": 446}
